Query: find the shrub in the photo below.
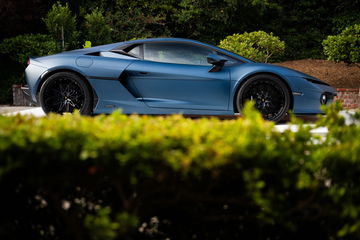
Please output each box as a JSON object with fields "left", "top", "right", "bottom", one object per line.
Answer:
{"left": 83, "top": 8, "right": 112, "bottom": 46}
{"left": 83, "top": 41, "right": 92, "bottom": 48}
{"left": 218, "top": 31, "right": 285, "bottom": 62}
{"left": 0, "top": 34, "right": 56, "bottom": 65}
{"left": 1, "top": 103, "right": 360, "bottom": 239}
{"left": 323, "top": 24, "right": 360, "bottom": 63}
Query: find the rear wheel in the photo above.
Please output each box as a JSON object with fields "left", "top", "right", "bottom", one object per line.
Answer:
{"left": 39, "top": 72, "right": 92, "bottom": 115}
{"left": 236, "top": 74, "right": 290, "bottom": 122}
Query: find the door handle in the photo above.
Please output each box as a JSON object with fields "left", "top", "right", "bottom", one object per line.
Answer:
{"left": 139, "top": 72, "right": 148, "bottom": 75}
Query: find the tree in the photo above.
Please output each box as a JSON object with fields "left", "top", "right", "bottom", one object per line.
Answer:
{"left": 98, "top": 0, "right": 173, "bottom": 42}
{"left": 172, "top": 0, "right": 278, "bottom": 44}
{"left": 43, "top": 2, "right": 78, "bottom": 51}
{"left": 83, "top": 8, "right": 112, "bottom": 46}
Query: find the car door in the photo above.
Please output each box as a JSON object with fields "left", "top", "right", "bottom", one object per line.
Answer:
{"left": 124, "top": 42, "right": 231, "bottom": 110}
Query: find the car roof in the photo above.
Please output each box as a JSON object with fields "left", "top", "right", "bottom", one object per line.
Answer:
{"left": 124, "top": 37, "right": 204, "bottom": 44}
{"left": 62, "top": 38, "right": 252, "bottom": 63}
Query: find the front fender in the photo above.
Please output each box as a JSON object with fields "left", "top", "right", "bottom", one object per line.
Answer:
{"left": 229, "top": 63, "right": 299, "bottom": 111}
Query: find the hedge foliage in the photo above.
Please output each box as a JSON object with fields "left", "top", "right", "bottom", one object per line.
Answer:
{"left": 1, "top": 103, "right": 360, "bottom": 240}
{"left": 219, "top": 31, "right": 285, "bottom": 63}
{"left": 323, "top": 24, "right": 360, "bottom": 63}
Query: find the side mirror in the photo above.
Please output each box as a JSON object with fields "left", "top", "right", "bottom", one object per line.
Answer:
{"left": 207, "top": 54, "right": 228, "bottom": 72}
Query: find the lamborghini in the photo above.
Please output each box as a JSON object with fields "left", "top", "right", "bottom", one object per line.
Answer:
{"left": 24, "top": 38, "right": 336, "bottom": 121}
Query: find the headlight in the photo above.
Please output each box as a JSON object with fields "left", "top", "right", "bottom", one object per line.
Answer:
{"left": 320, "top": 94, "right": 327, "bottom": 105}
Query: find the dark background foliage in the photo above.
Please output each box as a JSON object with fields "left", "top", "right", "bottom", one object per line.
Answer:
{"left": 0, "top": 0, "right": 359, "bottom": 103}
{"left": 1, "top": 0, "right": 359, "bottom": 57}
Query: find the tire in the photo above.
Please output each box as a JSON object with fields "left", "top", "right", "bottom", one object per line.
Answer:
{"left": 39, "top": 72, "right": 93, "bottom": 115}
{"left": 236, "top": 74, "right": 290, "bottom": 122}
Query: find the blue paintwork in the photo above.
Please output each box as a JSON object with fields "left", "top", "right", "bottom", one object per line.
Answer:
{"left": 125, "top": 60, "right": 230, "bottom": 110}
{"left": 25, "top": 38, "right": 337, "bottom": 116}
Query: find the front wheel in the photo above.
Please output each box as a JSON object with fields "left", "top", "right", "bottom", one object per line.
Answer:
{"left": 236, "top": 74, "right": 291, "bottom": 122}
{"left": 39, "top": 72, "right": 93, "bottom": 115}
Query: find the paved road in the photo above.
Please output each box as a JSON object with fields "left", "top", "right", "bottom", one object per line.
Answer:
{"left": 2, "top": 106, "right": 46, "bottom": 117}
{"left": 0, "top": 105, "right": 35, "bottom": 114}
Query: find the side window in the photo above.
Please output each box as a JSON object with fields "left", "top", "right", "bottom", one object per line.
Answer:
{"left": 128, "top": 46, "right": 140, "bottom": 57}
{"left": 143, "top": 43, "right": 214, "bottom": 66}
{"left": 124, "top": 45, "right": 141, "bottom": 58}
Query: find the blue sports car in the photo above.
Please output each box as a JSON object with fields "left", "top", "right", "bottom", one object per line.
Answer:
{"left": 25, "top": 38, "right": 336, "bottom": 121}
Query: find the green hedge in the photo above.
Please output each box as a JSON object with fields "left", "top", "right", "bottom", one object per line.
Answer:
{"left": 0, "top": 34, "right": 56, "bottom": 65}
{"left": 323, "top": 24, "right": 360, "bottom": 63}
{"left": 1, "top": 103, "right": 360, "bottom": 240}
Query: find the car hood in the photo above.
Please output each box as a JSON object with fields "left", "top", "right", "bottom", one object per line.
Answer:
{"left": 254, "top": 62, "right": 327, "bottom": 82}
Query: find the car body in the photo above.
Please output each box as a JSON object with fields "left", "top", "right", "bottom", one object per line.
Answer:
{"left": 25, "top": 38, "right": 336, "bottom": 121}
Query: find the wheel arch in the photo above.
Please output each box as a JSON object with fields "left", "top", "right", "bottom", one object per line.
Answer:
{"left": 233, "top": 72, "right": 294, "bottom": 113}
{"left": 36, "top": 68, "right": 98, "bottom": 111}
{"left": 37, "top": 69, "right": 88, "bottom": 94}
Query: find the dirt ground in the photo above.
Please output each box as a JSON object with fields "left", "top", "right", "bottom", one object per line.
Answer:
{"left": 275, "top": 59, "right": 360, "bottom": 88}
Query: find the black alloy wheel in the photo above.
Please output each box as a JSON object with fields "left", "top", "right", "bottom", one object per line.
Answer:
{"left": 236, "top": 74, "right": 291, "bottom": 122}
{"left": 39, "top": 72, "right": 93, "bottom": 115}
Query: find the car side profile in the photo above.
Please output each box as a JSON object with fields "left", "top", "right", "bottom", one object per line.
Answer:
{"left": 24, "top": 38, "right": 336, "bottom": 121}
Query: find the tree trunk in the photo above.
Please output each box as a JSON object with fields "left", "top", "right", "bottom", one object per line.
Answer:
{"left": 61, "top": 26, "right": 65, "bottom": 51}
